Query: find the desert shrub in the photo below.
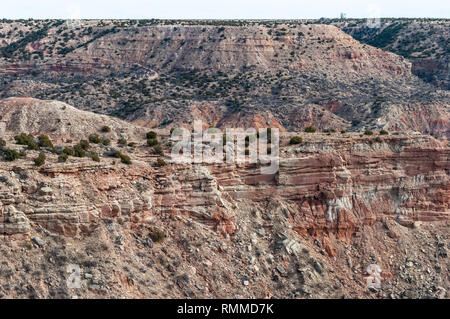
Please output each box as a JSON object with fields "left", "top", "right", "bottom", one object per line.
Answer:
{"left": 101, "top": 126, "right": 111, "bottom": 133}
{"left": 244, "top": 149, "right": 250, "bottom": 155}
{"left": 58, "top": 154, "right": 68, "bottom": 162}
{"left": 341, "top": 130, "right": 347, "bottom": 134}
{"left": 118, "top": 138, "right": 127, "bottom": 146}
{"left": 90, "top": 151, "right": 100, "bottom": 162}
{"left": 364, "top": 130, "right": 374, "bottom": 136}
{"left": 15, "top": 133, "right": 38, "bottom": 150}
{"left": 73, "top": 145, "right": 86, "bottom": 157}
{"left": 119, "top": 153, "right": 131, "bottom": 164}
{"left": 289, "top": 136, "right": 302, "bottom": 144}
{"left": 38, "top": 135, "right": 53, "bottom": 148}
{"left": 146, "top": 131, "right": 157, "bottom": 139}
{"left": 101, "top": 138, "right": 111, "bottom": 146}
{"left": 128, "top": 142, "right": 136, "bottom": 147}
{"left": 3, "top": 149, "right": 20, "bottom": 161}
{"left": 34, "top": 152, "right": 46, "bottom": 166}
{"left": 154, "top": 158, "right": 166, "bottom": 167}
{"left": 79, "top": 139, "right": 90, "bottom": 150}
{"left": 0, "top": 138, "right": 6, "bottom": 148}
{"left": 304, "top": 126, "right": 316, "bottom": 133}
{"left": 379, "top": 130, "right": 389, "bottom": 135}
{"left": 147, "top": 138, "right": 158, "bottom": 146}
{"left": 152, "top": 145, "right": 163, "bottom": 155}
{"left": 14, "top": 133, "right": 32, "bottom": 145}
{"left": 63, "top": 146, "right": 74, "bottom": 156}
{"left": 88, "top": 133, "right": 101, "bottom": 144}
{"left": 375, "top": 136, "right": 382, "bottom": 143}
{"left": 149, "top": 229, "right": 165, "bottom": 243}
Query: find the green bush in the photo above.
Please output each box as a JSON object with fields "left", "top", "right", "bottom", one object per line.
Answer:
{"left": 149, "top": 229, "right": 165, "bottom": 243}
{"left": 147, "top": 138, "right": 158, "bottom": 146}
{"left": 79, "top": 139, "right": 90, "bottom": 150}
{"left": 364, "top": 130, "right": 374, "bottom": 136}
{"left": 154, "top": 157, "right": 166, "bottom": 167}
{"left": 304, "top": 126, "right": 316, "bottom": 133}
{"left": 15, "top": 133, "right": 38, "bottom": 150}
{"left": 289, "top": 136, "right": 302, "bottom": 144}
{"left": 3, "top": 149, "right": 20, "bottom": 161}
{"left": 101, "top": 138, "right": 111, "bottom": 146}
{"left": 88, "top": 133, "right": 101, "bottom": 144}
{"left": 90, "top": 151, "right": 100, "bottom": 162}
{"left": 379, "top": 130, "right": 389, "bottom": 135}
{"left": 34, "top": 152, "right": 46, "bottom": 166}
{"left": 38, "top": 135, "right": 53, "bottom": 148}
{"left": 63, "top": 147, "right": 74, "bottom": 156}
{"left": 146, "top": 131, "right": 157, "bottom": 139}
{"left": 152, "top": 145, "right": 163, "bottom": 155}
{"left": 118, "top": 138, "right": 127, "bottom": 146}
{"left": 58, "top": 153, "right": 68, "bottom": 162}
{"left": 375, "top": 136, "right": 382, "bottom": 143}
{"left": 0, "top": 138, "right": 6, "bottom": 149}
{"left": 73, "top": 145, "right": 86, "bottom": 157}
{"left": 119, "top": 153, "right": 131, "bottom": 164}
{"left": 101, "top": 126, "right": 111, "bottom": 133}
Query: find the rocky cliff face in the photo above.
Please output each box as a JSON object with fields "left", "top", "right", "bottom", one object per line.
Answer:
{"left": 0, "top": 102, "right": 448, "bottom": 298}
{"left": 332, "top": 18, "right": 450, "bottom": 90}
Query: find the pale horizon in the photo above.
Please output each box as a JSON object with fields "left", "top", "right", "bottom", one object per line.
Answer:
{"left": 1, "top": 0, "right": 449, "bottom": 20}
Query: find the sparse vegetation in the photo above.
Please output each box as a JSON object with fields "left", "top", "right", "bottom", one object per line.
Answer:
{"left": 79, "top": 139, "right": 90, "bottom": 150}
{"left": 101, "top": 126, "right": 111, "bottom": 133}
{"left": 63, "top": 146, "right": 74, "bottom": 156}
{"left": 88, "top": 133, "right": 101, "bottom": 144}
{"left": 304, "top": 126, "right": 316, "bottom": 133}
{"left": 289, "top": 136, "right": 302, "bottom": 145}
{"left": 34, "top": 152, "right": 46, "bottom": 166}
{"left": 364, "top": 130, "right": 374, "bottom": 136}
{"left": 146, "top": 131, "right": 157, "bottom": 139}
{"left": 58, "top": 153, "right": 68, "bottom": 162}
{"left": 90, "top": 151, "right": 100, "bottom": 162}
{"left": 15, "top": 133, "right": 38, "bottom": 150}
{"left": 149, "top": 228, "right": 165, "bottom": 243}
{"left": 119, "top": 153, "right": 131, "bottom": 164}
{"left": 3, "top": 149, "right": 20, "bottom": 161}
{"left": 152, "top": 145, "right": 164, "bottom": 155}
{"left": 73, "top": 144, "right": 86, "bottom": 157}
{"left": 147, "top": 138, "right": 159, "bottom": 146}
{"left": 154, "top": 157, "right": 167, "bottom": 167}
{"left": 38, "top": 135, "right": 53, "bottom": 148}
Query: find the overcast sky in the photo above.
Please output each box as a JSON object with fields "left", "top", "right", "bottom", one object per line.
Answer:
{"left": 2, "top": 0, "right": 449, "bottom": 19}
